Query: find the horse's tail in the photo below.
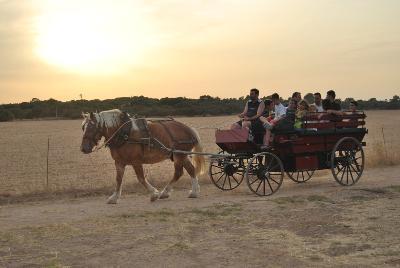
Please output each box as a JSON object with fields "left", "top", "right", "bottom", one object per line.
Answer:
{"left": 190, "top": 127, "right": 206, "bottom": 177}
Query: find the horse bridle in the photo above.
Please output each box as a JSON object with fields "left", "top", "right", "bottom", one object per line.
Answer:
{"left": 82, "top": 120, "right": 102, "bottom": 146}
{"left": 83, "top": 117, "right": 134, "bottom": 151}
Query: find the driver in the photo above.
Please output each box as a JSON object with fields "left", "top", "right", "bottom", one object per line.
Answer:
{"left": 231, "top": 88, "right": 265, "bottom": 131}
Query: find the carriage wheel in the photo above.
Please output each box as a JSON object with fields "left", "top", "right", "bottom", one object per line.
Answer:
{"left": 209, "top": 153, "right": 247, "bottom": 191}
{"left": 286, "top": 170, "right": 315, "bottom": 183}
{"left": 245, "top": 152, "right": 284, "bottom": 196}
{"left": 331, "top": 137, "right": 365, "bottom": 186}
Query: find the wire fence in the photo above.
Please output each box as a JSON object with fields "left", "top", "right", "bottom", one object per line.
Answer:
{"left": 0, "top": 118, "right": 227, "bottom": 196}
{"left": 0, "top": 113, "right": 399, "bottom": 196}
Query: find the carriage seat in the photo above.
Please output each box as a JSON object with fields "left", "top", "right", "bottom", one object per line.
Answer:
{"left": 271, "top": 111, "right": 367, "bottom": 139}
{"left": 301, "top": 112, "right": 365, "bottom": 130}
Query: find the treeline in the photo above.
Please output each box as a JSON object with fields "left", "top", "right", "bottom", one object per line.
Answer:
{"left": 0, "top": 94, "right": 399, "bottom": 122}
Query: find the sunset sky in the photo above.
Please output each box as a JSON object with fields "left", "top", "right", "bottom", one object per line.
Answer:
{"left": 0, "top": 0, "right": 399, "bottom": 104}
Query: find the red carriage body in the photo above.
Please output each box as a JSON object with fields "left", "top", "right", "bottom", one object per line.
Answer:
{"left": 210, "top": 111, "right": 367, "bottom": 196}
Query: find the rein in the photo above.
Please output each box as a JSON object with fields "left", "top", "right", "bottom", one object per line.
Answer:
{"left": 91, "top": 116, "right": 194, "bottom": 153}
{"left": 92, "top": 120, "right": 133, "bottom": 152}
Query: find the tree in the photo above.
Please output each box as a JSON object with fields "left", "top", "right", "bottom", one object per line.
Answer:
{"left": 199, "top": 95, "right": 213, "bottom": 100}
{"left": 0, "top": 109, "right": 15, "bottom": 122}
{"left": 389, "top": 95, "right": 400, "bottom": 109}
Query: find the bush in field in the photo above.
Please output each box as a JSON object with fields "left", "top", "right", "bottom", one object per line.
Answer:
{"left": 0, "top": 94, "right": 399, "bottom": 120}
{"left": 0, "top": 109, "right": 14, "bottom": 122}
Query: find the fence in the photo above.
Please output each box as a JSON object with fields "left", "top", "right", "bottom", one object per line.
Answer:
{"left": 0, "top": 112, "right": 399, "bottom": 196}
{"left": 0, "top": 117, "right": 229, "bottom": 196}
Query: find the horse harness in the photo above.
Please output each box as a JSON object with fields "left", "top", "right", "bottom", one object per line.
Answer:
{"left": 105, "top": 112, "right": 197, "bottom": 158}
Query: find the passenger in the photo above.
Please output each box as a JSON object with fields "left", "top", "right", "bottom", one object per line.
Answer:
{"left": 292, "top": 91, "right": 302, "bottom": 102}
{"left": 349, "top": 100, "right": 358, "bottom": 112}
{"left": 262, "top": 99, "right": 274, "bottom": 117}
{"left": 322, "top": 90, "right": 343, "bottom": 116}
{"left": 313, "top": 92, "right": 324, "bottom": 112}
{"left": 275, "top": 99, "right": 297, "bottom": 131}
{"left": 306, "top": 104, "right": 319, "bottom": 129}
{"left": 259, "top": 93, "right": 286, "bottom": 130}
{"left": 289, "top": 97, "right": 298, "bottom": 110}
{"left": 294, "top": 100, "right": 309, "bottom": 129}
{"left": 231, "top": 88, "right": 265, "bottom": 131}
{"left": 272, "top": 93, "right": 287, "bottom": 119}
{"left": 309, "top": 104, "right": 317, "bottom": 113}
{"left": 348, "top": 100, "right": 359, "bottom": 124}
{"left": 260, "top": 99, "right": 297, "bottom": 150}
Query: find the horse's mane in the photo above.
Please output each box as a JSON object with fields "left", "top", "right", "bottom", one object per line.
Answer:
{"left": 96, "top": 109, "right": 123, "bottom": 129}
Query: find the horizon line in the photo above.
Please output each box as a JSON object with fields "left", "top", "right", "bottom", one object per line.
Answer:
{"left": 2, "top": 94, "right": 400, "bottom": 105}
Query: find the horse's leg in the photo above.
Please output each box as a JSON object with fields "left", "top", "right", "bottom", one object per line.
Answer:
{"left": 183, "top": 157, "right": 200, "bottom": 198}
{"left": 159, "top": 156, "right": 185, "bottom": 199}
{"left": 107, "top": 162, "right": 126, "bottom": 204}
{"left": 132, "top": 164, "right": 160, "bottom": 202}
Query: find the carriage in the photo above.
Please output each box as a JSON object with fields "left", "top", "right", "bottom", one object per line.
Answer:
{"left": 209, "top": 111, "right": 367, "bottom": 196}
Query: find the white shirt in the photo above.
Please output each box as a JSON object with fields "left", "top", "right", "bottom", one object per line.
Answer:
{"left": 274, "top": 103, "right": 287, "bottom": 119}
{"left": 314, "top": 103, "right": 324, "bottom": 112}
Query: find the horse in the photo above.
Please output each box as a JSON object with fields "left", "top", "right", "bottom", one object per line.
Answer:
{"left": 80, "top": 109, "right": 206, "bottom": 203}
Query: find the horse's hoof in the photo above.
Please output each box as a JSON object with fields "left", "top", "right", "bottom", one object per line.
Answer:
{"left": 150, "top": 192, "right": 160, "bottom": 202}
{"left": 107, "top": 193, "right": 119, "bottom": 204}
{"left": 159, "top": 191, "right": 170, "bottom": 199}
{"left": 107, "top": 198, "right": 118, "bottom": 204}
{"left": 188, "top": 191, "right": 199, "bottom": 198}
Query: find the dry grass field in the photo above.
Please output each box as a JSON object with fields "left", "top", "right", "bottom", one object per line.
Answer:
{"left": 0, "top": 167, "right": 399, "bottom": 267}
{"left": 0, "top": 110, "right": 400, "bottom": 267}
{"left": 0, "top": 110, "right": 399, "bottom": 196}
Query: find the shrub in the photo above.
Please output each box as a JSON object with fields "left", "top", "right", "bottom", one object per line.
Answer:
{"left": 0, "top": 109, "right": 15, "bottom": 122}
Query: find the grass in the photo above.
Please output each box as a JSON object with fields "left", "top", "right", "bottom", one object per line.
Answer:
{"left": 270, "top": 196, "right": 304, "bottom": 205}
{"left": 184, "top": 203, "right": 242, "bottom": 219}
{"left": 367, "top": 140, "right": 400, "bottom": 167}
{"left": 1, "top": 111, "right": 400, "bottom": 197}
{"left": 307, "top": 195, "right": 334, "bottom": 203}
{"left": 269, "top": 195, "right": 335, "bottom": 204}
{"left": 327, "top": 241, "right": 372, "bottom": 257}
{"left": 350, "top": 195, "right": 372, "bottom": 202}
{"left": 22, "top": 224, "right": 82, "bottom": 240}
{"left": 169, "top": 241, "right": 191, "bottom": 250}
{"left": 387, "top": 185, "right": 400, "bottom": 193}
{"left": 118, "top": 208, "right": 176, "bottom": 221}
{"left": 359, "top": 188, "right": 388, "bottom": 194}
{"left": 45, "top": 258, "right": 64, "bottom": 268}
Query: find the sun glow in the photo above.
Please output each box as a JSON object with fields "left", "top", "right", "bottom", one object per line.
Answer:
{"left": 35, "top": 2, "right": 157, "bottom": 74}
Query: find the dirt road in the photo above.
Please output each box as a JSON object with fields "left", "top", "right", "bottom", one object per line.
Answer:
{"left": 1, "top": 166, "right": 400, "bottom": 267}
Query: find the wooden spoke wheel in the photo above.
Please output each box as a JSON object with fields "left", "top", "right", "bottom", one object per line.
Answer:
{"left": 331, "top": 137, "right": 365, "bottom": 186}
{"left": 209, "top": 152, "right": 247, "bottom": 191}
{"left": 286, "top": 170, "right": 315, "bottom": 183}
{"left": 245, "top": 152, "right": 284, "bottom": 196}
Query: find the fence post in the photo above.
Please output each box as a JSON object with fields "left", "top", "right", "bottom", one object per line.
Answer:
{"left": 46, "top": 137, "right": 50, "bottom": 189}
{"left": 381, "top": 127, "right": 388, "bottom": 162}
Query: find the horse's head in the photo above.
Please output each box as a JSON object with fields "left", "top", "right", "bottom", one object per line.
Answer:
{"left": 80, "top": 112, "right": 102, "bottom": 154}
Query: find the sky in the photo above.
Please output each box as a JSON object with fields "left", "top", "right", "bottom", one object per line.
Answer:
{"left": 0, "top": 0, "right": 399, "bottom": 104}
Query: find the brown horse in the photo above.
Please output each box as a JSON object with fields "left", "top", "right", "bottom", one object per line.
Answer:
{"left": 80, "top": 109, "right": 206, "bottom": 203}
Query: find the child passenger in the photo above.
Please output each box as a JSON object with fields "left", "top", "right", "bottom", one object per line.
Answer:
{"left": 348, "top": 100, "right": 359, "bottom": 125}
{"left": 294, "top": 100, "right": 309, "bottom": 129}
{"left": 260, "top": 99, "right": 297, "bottom": 150}
{"left": 306, "top": 103, "right": 319, "bottom": 129}
{"left": 309, "top": 104, "right": 317, "bottom": 113}
{"left": 349, "top": 100, "right": 358, "bottom": 112}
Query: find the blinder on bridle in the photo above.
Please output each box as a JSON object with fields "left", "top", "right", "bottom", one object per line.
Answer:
{"left": 82, "top": 113, "right": 102, "bottom": 146}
